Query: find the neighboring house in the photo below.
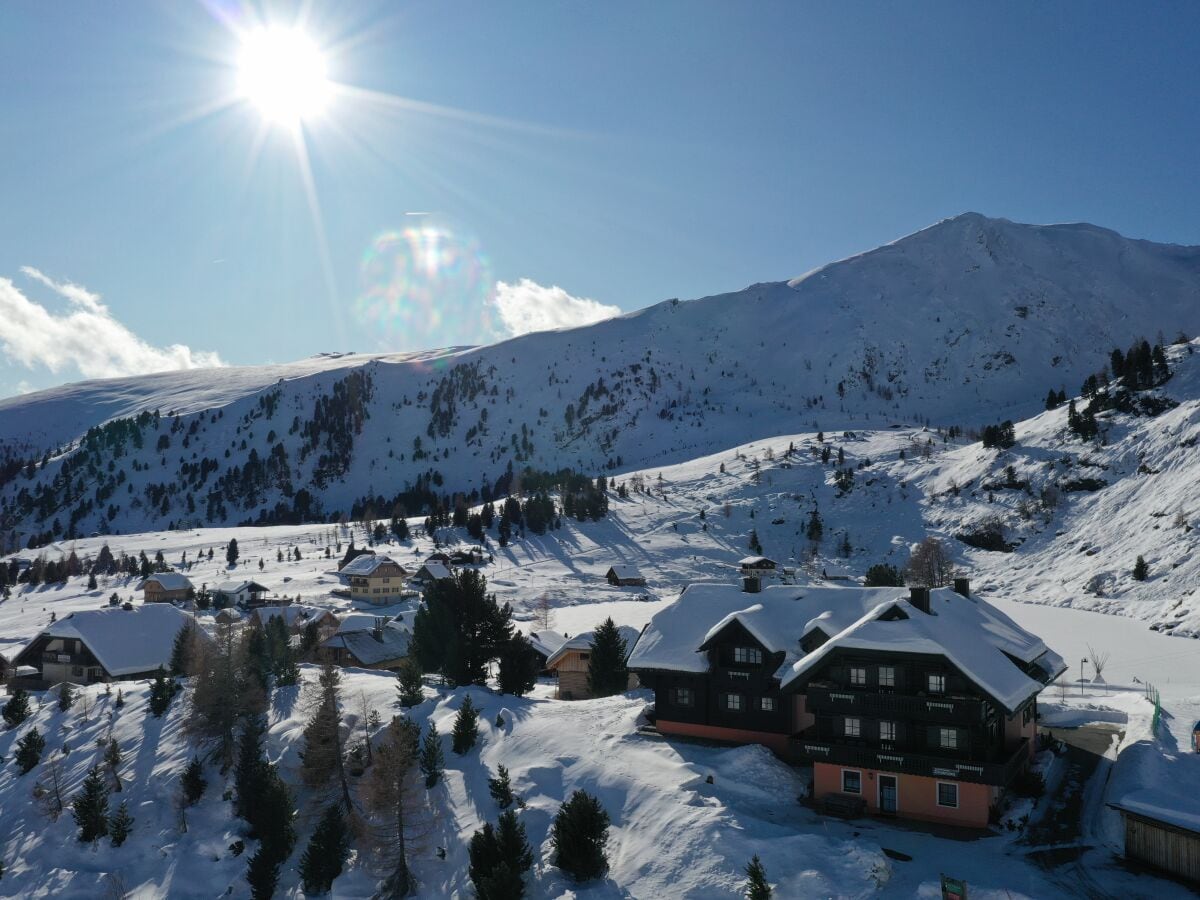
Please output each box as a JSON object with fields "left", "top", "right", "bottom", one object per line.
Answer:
{"left": 546, "top": 625, "right": 641, "bottom": 700}
{"left": 250, "top": 605, "right": 339, "bottom": 636}
{"left": 528, "top": 629, "right": 568, "bottom": 674}
{"left": 140, "top": 572, "right": 194, "bottom": 603}
{"left": 339, "top": 554, "right": 410, "bottom": 605}
{"left": 318, "top": 617, "right": 411, "bottom": 671}
{"left": 212, "top": 580, "right": 271, "bottom": 608}
{"left": 338, "top": 545, "right": 375, "bottom": 570}
{"left": 628, "top": 579, "right": 1066, "bottom": 829}
{"left": 449, "top": 547, "right": 484, "bottom": 566}
{"left": 425, "top": 552, "right": 451, "bottom": 566}
{"left": 606, "top": 565, "right": 646, "bottom": 587}
{"left": 412, "top": 562, "right": 453, "bottom": 585}
{"left": 215, "top": 607, "right": 244, "bottom": 626}
{"left": 13, "top": 604, "right": 208, "bottom": 685}
{"left": 739, "top": 556, "right": 778, "bottom": 577}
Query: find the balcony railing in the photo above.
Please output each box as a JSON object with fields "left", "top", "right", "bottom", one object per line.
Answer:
{"left": 790, "top": 734, "right": 1029, "bottom": 786}
{"left": 805, "top": 682, "right": 986, "bottom": 722}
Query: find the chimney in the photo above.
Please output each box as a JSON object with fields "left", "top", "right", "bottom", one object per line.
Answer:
{"left": 908, "top": 587, "right": 931, "bottom": 614}
{"left": 742, "top": 575, "right": 761, "bottom": 594}
{"left": 953, "top": 577, "right": 970, "bottom": 598}
{"left": 373, "top": 617, "right": 385, "bottom": 642}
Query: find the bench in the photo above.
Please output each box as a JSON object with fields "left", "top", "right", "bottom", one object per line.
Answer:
{"left": 822, "top": 793, "right": 867, "bottom": 819}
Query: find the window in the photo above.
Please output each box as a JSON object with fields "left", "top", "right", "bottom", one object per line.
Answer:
{"left": 843, "top": 717, "right": 861, "bottom": 737}
{"left": 937, "top": 782, "right": 959, "bottom": 808}
{"left": 879, "top": 721, "right": 896, "bottom": 742}
{"left": 759, "top": 696, "right": 776, "bottom": 712}
{"left": 849, "top": 667, "right": 867, "bottom": 686}
{"left": 939, "top": 727, "right": 959, "bottom": 749}
{"left": 723, "top": 693, "right": 743, "bottom": 712}
{"left": 842, "top": 770, "right": 862, "bottom": 794}
{"left": 579, "top": 653, "right": 590, "bottom": 662}
{"left": 878, "top": 666, "right": 895, "bottom": 688}
{"left": 927, "top": 674, "right": 945, "bottom": 694}
{"left": 673, "top": 687, "right": 694, "bottom": 707}
{"left": 733, "top": 646, "right": 763, "bottom": 665}
{"left": 72, "top": 666, "right": 83, "bottom": 677}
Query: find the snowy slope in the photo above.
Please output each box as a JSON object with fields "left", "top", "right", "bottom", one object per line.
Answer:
{"left": 3, "top": 213, "right": 1200, "bottom": 539}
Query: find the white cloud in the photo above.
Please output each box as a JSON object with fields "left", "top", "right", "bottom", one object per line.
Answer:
{"left": 492, "top": 278, "right": 621, "bottom": 337}
{"left": 0, "top": 268, "right": 224, "bottom": 380}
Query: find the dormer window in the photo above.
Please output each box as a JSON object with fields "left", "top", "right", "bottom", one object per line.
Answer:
{"left": 849, "top": 667, "right": 867, "bottom": 686}
{"left": 733, "top": 646, "right": 763, "bottom": 665}
{"left": 928, "top": 674, "right": 945, "bottom": 694}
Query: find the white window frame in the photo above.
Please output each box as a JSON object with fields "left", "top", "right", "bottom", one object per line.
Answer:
{"left": 928, "top": 673, "right": 946, "bottom": 694}
{"left": 849, "top": 667, "right": 867, "bottom": 686}
{"left": 841, "top": 769, "right": 862, "bottom": 794}
{"left": 879, "top": 720, "right": 896, "bottom": 742}
{"left": 936, "top": 781, "right": 959, "bottom": 808}
{"left": 724, "top": 692, "right": 743, "bottom": 712}
{"left": 878, "top": 666, "right": 895, "bottom": 688}
{"left": 733, "top": 646, "right": 763, "bottom": 665}
{"left": 844, "top": 716, "right": 861, "bottom": 737}
{"left": 759, "top": 696, "right": 776, "bottom": 712}
{"left": 939, "top": 727, "right": 959, "bottom": 749}
{"left": 673, "top": 687, "right": 694, "bottom": 707}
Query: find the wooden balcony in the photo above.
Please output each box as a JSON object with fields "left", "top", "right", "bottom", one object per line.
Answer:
{"left": 791, "top": 734, "right": 1029, "bottom": 786}
{"left": 805, "top": 682, "right": 987, "bottom": 723}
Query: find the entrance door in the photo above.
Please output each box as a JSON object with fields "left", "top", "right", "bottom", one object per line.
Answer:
{"left": 878, "top": 775, "right": 898, "bottom": 814}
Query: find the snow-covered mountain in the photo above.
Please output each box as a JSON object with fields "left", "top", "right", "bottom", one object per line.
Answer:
{"left": 2, "top": 212, "right": 1199, "bottom": 539}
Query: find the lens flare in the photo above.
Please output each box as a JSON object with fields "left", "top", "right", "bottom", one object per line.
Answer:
{"left": 356, "top": 224, "right": 495, "bottom": 348}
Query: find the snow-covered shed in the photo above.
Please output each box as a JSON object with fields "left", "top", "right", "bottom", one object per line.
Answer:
{"left": 319, "top": 617, "right": 411, "bottom": 671}
{"left": 250, "top": 604, "right": 339, "bottom": 635}
{"left": 605, "top": 564, "right": 646, "bottom": 587}
{"left": 212, "top": 579, "right": 271, "bottom": 608}
{"left": 546, "top": 625, "right": 641, "bottom": 700}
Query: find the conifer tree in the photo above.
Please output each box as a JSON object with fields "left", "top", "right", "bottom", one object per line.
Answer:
{"left": 586, "top": 618, "right": 629, "bottom": 699}
{"left": 181, "top": 756, "right": 207, "bottom": 806}
{"left": 72, "top": 766, "right": 110, "bottom": 843}
{"left": 226, "top": 538, "right": 239, "bottom": 567}
{"left": 806, "top": 507, "right": 824, "bottom": 543}
{"left": 14, "top": 727, "right": 46, "bottom": 774}
{"left": 104, "top": 737, "right": 122, "bottom": 791}
{"left": 452, "top": 695, "right": 480, "bottom": 754}
{"left": 396, "top": 660, "right": 425, "bottom": 708}
{"left": 234, "top": 716, "right": 267, "bottom": 823}
{"left": 114, "top": 689, "right": 124, "bottom": 709}
{"left": 148, "top": 666, "right": 174, "bottom": 717}
{"left": 469, "top": 809, "right": 534, "bottom": 899}
{"left": 170, "top": 621, "right": 200, "bottom": 676}
{"left": 1133, "top": 555, "right": 1149, "bottom": 581}
{"left": 497, "top": 634, "right": 539, "bottom": 697}
{"left": 2, "top": 689, "right": 31, "bottom": 728}
{"left": 551, "top": 790, "right": 610, "bottom": 882}
{"left": 299, "top": 803, "right": 351, "bottom": 894}
{"left": 748, "top": 529, "right": 763, "bottom": 556}
{"left": 109, "top": 800, "right": 134, "bottom": 847}
{"left": 420, "top": 721, "right": 444, "bottom": 787}
{"left": 745, "top": 854, "right": 772, "bottom": 899}
{"left": 300, "top": 664, "right": 348, "bottom": 801}
{"left": 488, "top": 764, "right": 514, "bottom": 809}
{"left": 246, "top": 847, "right": 279, "bottom": 900}
{"left": 57, "top": 682, "right": 75, "bottom": 712}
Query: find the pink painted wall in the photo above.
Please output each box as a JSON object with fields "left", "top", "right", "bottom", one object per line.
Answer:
{"left": 657, "top": 719, "right": 792, "bottom": 758}
{"left": 813, "top": 762, "right": 993, "bottom": 828}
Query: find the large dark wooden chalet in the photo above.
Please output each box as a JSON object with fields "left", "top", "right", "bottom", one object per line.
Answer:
{"left": 629, "top": 579, "right": 1065, "bottom": 828}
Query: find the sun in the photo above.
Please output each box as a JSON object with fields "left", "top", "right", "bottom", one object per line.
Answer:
{"left": 237, "top": 27, "right": 331, "bottom": 125}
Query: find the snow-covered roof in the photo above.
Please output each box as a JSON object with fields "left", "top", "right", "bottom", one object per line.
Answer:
{"left": 32, "top": 604, "right": 203, "bottom": 677}
{"left": 546, "top": 625, "right": 640, "bottom": 669}
{"left": 320, "top": 621, "right": 411, "bottom": 667}
{"left": 339, "top": 554, "right": 405, "bottom": 577}
{"left": 739, "top": 556, "right": 776, "bottom": 567}
{"left": 213, "top": 580, "right": 269, "bottom": 594}
{"left": 1111, "top": 791, "right": 1200, "bottom": 834}
{"left": 606, "top": 565, "right": 643, "bottom": 579}
{"left": 140, "top": 572, "right": 193, "bottom": 591}
{"left": 415, "top": 562, "right": 452, "bottom": 581}
{"left": 628, "top": 582, "right": 1066, "bottom": 713}
{"left": 528, "top": 629, "right": 567, "bottom": 658}
{"left": 251, "top": 605, "right": 335, "bottom": 628}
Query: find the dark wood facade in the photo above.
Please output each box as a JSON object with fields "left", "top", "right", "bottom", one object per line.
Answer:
{"left": 788, "top": 645, "right": 1034, "bottom": 781}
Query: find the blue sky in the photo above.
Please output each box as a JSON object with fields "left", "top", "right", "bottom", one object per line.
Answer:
{"left": 1, "top": 1, "right": 1199, "bottom": 397}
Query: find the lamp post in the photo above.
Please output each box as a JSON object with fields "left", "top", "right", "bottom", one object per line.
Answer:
{"left": 1080, "top": 657, "right": 1088, "bottom": 696}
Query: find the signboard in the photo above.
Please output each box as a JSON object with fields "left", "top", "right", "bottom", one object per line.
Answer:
{"left": 941, "top": 874, "right": 967, "bottom": 900}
